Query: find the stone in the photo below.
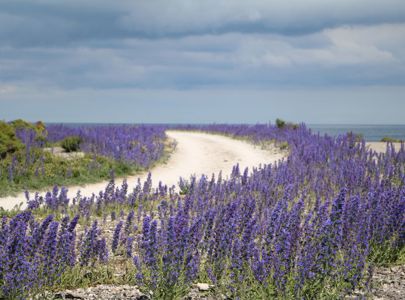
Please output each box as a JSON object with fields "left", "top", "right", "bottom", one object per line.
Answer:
{"left": 54, "top": 285, "right": 148, "bottom": 300}
{"left": 54, "top": 292, "right": 84, "bottom": 299}
{"left": 196, "top": 283, "right": 210, "bottom": 292}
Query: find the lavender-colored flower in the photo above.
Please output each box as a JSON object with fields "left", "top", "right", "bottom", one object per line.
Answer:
{"left": 112, "top": 220, "right": 123, "bottom": 254}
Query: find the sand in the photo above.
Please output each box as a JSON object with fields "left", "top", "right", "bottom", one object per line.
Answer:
{"left": 0, "top": 130, "right": 286, "bottom": 210}
{"left": 366, "top": 142, "right": 402, "bottom": 153}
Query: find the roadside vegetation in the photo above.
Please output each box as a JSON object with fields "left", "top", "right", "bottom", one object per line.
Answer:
{"left": 0, "top": 120, "right": 170, "bottom": 197}
{"left": 0, "top": 123, "right": 403, "bottom": 299}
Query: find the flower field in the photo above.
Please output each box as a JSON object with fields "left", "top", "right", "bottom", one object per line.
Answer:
{"left": 0, "top": 124, "right": 403, "bottom": 299}
{"left": 0, "top": 122, "right": 167, "bottom": 197}
{"left": 46, "top": 124, "right": 166, "bottom": 168}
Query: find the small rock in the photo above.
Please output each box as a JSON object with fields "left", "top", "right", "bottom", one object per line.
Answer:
{"left": 54, "top": 292, "right": 84, "bottom": 299}
{"left": 196, "top": 283, "right": 210, "bottom": 292}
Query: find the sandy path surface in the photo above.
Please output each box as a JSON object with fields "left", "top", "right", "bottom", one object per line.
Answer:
{"left": 366, "top": 142, "right": 402, "bottom": 153}
{"left": 0, "top": 130, "right": 285, "bottom": 210}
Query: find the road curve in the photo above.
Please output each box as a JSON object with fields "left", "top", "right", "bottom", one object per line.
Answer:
{"left": 0, "top": 130, "right": 285, "bottom": 210}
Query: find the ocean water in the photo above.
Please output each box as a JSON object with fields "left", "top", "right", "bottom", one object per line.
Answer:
{"left": 47, "top": 123, "right": 405, "bottom": 142}
{"left": 308, "top": 124, "right": 405, "bottom": 142}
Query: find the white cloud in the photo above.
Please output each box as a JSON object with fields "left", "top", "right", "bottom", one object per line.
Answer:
{"left": 233, "top": 24, "right": 400, "bottom": 68}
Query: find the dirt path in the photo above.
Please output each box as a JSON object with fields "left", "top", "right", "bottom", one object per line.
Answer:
{"left": 0, "top": 130, "right": 285, "bottom": 210}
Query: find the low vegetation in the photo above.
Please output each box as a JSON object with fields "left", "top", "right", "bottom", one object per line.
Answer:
{"left": 0, "top": 123, "right": 403, "bottom": 299}
{"left": 275, "top": 118, "right": 299, "bottom": 130}
{"left": 61, "top": 136, "right": 82, "bottom": 152}
{"left": 0, "top": 120, "right": 169, "bottom": 197}
{"left": 0, "top": 122, "right": 22, "bottom": 158}
{"left": 381, "top": 136, "right": 402, "bottom": 143}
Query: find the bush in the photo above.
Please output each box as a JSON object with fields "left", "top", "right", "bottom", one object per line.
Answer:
{"left": 0, "top": 121, "right": 23, "bottom": 158}
{"left": 275, "top": 118, "right": 286, "bottom": 129}
{"left": 291, "top": 123, "right": 299, "bottom": 130}
{"left": 61, "top": 136, "right": 82, "bottom": 152}
{"left": 279, "top": 141, "right": 289, "bottom": 150}
{"left": 8, "top": 119, "right": 35, "bottom": 130}
{"left": 381, "top": 136, "right": 401, "bottom": 143}
{"left": 35, "top": 121, "right": 46, "bottom": 132}
{"left": 275, "top": 118, "right": 299, "bottom": 130}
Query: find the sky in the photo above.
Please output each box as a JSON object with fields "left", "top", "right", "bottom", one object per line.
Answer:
{"left": 0, "top": 0, "right": 405, "bottom": 124}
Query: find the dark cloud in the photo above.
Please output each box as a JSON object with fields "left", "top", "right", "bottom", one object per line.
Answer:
{"left": 0, "top": 1, "right": 404, "bottom": 94}
{"left": 0, "top": 0, "right": 405, "bottom": 47}
{"left": 1, "top": 25, "right": 405, "bottom": 90}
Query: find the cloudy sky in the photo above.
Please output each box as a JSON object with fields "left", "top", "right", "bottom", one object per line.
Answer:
{"left": 1, "top": 0, "right": 405, "bottom": 123}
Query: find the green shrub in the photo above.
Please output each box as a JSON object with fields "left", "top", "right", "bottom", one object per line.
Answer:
{"left": 381, "top": 136, "right": 401, "bottom": 143}
{"left": 275, "top": 118, "right": 299, "bottom": 130}
{"left": 0, "top": 121, "right": 23, "bottom": 158}
{"left": 279, "top": 141, "right": 289, "bottom": 150}
{"left": 35, "top": 121, "right": 46, "bottom": 132}
{"left": 8, "top": 119, "right": 48, "bottom": 145}
{"left": 275, "top": 118, "right": 286, "bottom": 129}
{"left": 290, "top": 123, "right": 299, "bottom": 130}
{"left": 61, "top": 136, "right": 82, "bottom": 152}
{"left": 9, "top": 119, "right": 35, "bottom": 131}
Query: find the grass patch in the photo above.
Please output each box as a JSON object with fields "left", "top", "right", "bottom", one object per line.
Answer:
{"left": 0, "top": 137, "right": 176, "bottom": 198}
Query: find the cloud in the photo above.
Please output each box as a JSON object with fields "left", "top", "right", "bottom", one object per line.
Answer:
{"left": 0, "top": 2, "right": 404, "bottom": 91}
{"left": 0, "top": 0, "right": 404, "bottom": 47}
{"left": 1, "top": 23, "right": 404, "bottom": 89}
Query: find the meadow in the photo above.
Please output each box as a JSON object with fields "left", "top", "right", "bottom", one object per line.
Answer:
{"left": 0, "top": 122, "right": 403, "bottom": 299}
{"left": 0, "top": 121, "right": 168, "bottom": 197}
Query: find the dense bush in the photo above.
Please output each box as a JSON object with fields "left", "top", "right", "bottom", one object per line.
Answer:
{"left": 61, "top": 136, "right": 82, "bottom": 152}
{"left": 0, "top": 121, "right": 23, "bottom": 158}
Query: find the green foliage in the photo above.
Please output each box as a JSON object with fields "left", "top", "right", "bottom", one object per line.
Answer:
{"left": 8, "top": 118, "right": 36, "bottom": 131}
{"left": 0, "top": 151, "right": 142, "bottom": 197}
{"left": 0, "top": 121, "right": 23, "bottom": 158}
{"left": 381, "top": 136, "right": 401, "bottom": 143}
{"left": 0, "top": 120, "right": 174, "bottom": 197}
{"left": 35, "top": 120, "right": 46, "bottom": 132}
{"left": 275, "top": 118, "right": 286, "bottom": 129}
{"left": 279, "top": 141, "right": 289, "bottom": 150}
{"left": 369, "top": 236, "right": 405, "bottom": 266}
{"left": 275, "top": 118, "right": 299, "bottom": 130}
{"left": 291, "top": 123, "right": 299, "bottom": 130}
{"left": 61, "top": 136, "right": 82, "bottom": 152}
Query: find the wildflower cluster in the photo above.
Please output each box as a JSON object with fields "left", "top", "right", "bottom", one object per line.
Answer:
{"left": 47, "top": 124, "right": 166, "bottom": 167}
{"left": 0, "top": 124, "right": 403, "bottom": 299}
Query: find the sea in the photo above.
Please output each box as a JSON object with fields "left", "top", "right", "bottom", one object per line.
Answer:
{"left": 47, "top": 123, "right": 405, "bottom": 142}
